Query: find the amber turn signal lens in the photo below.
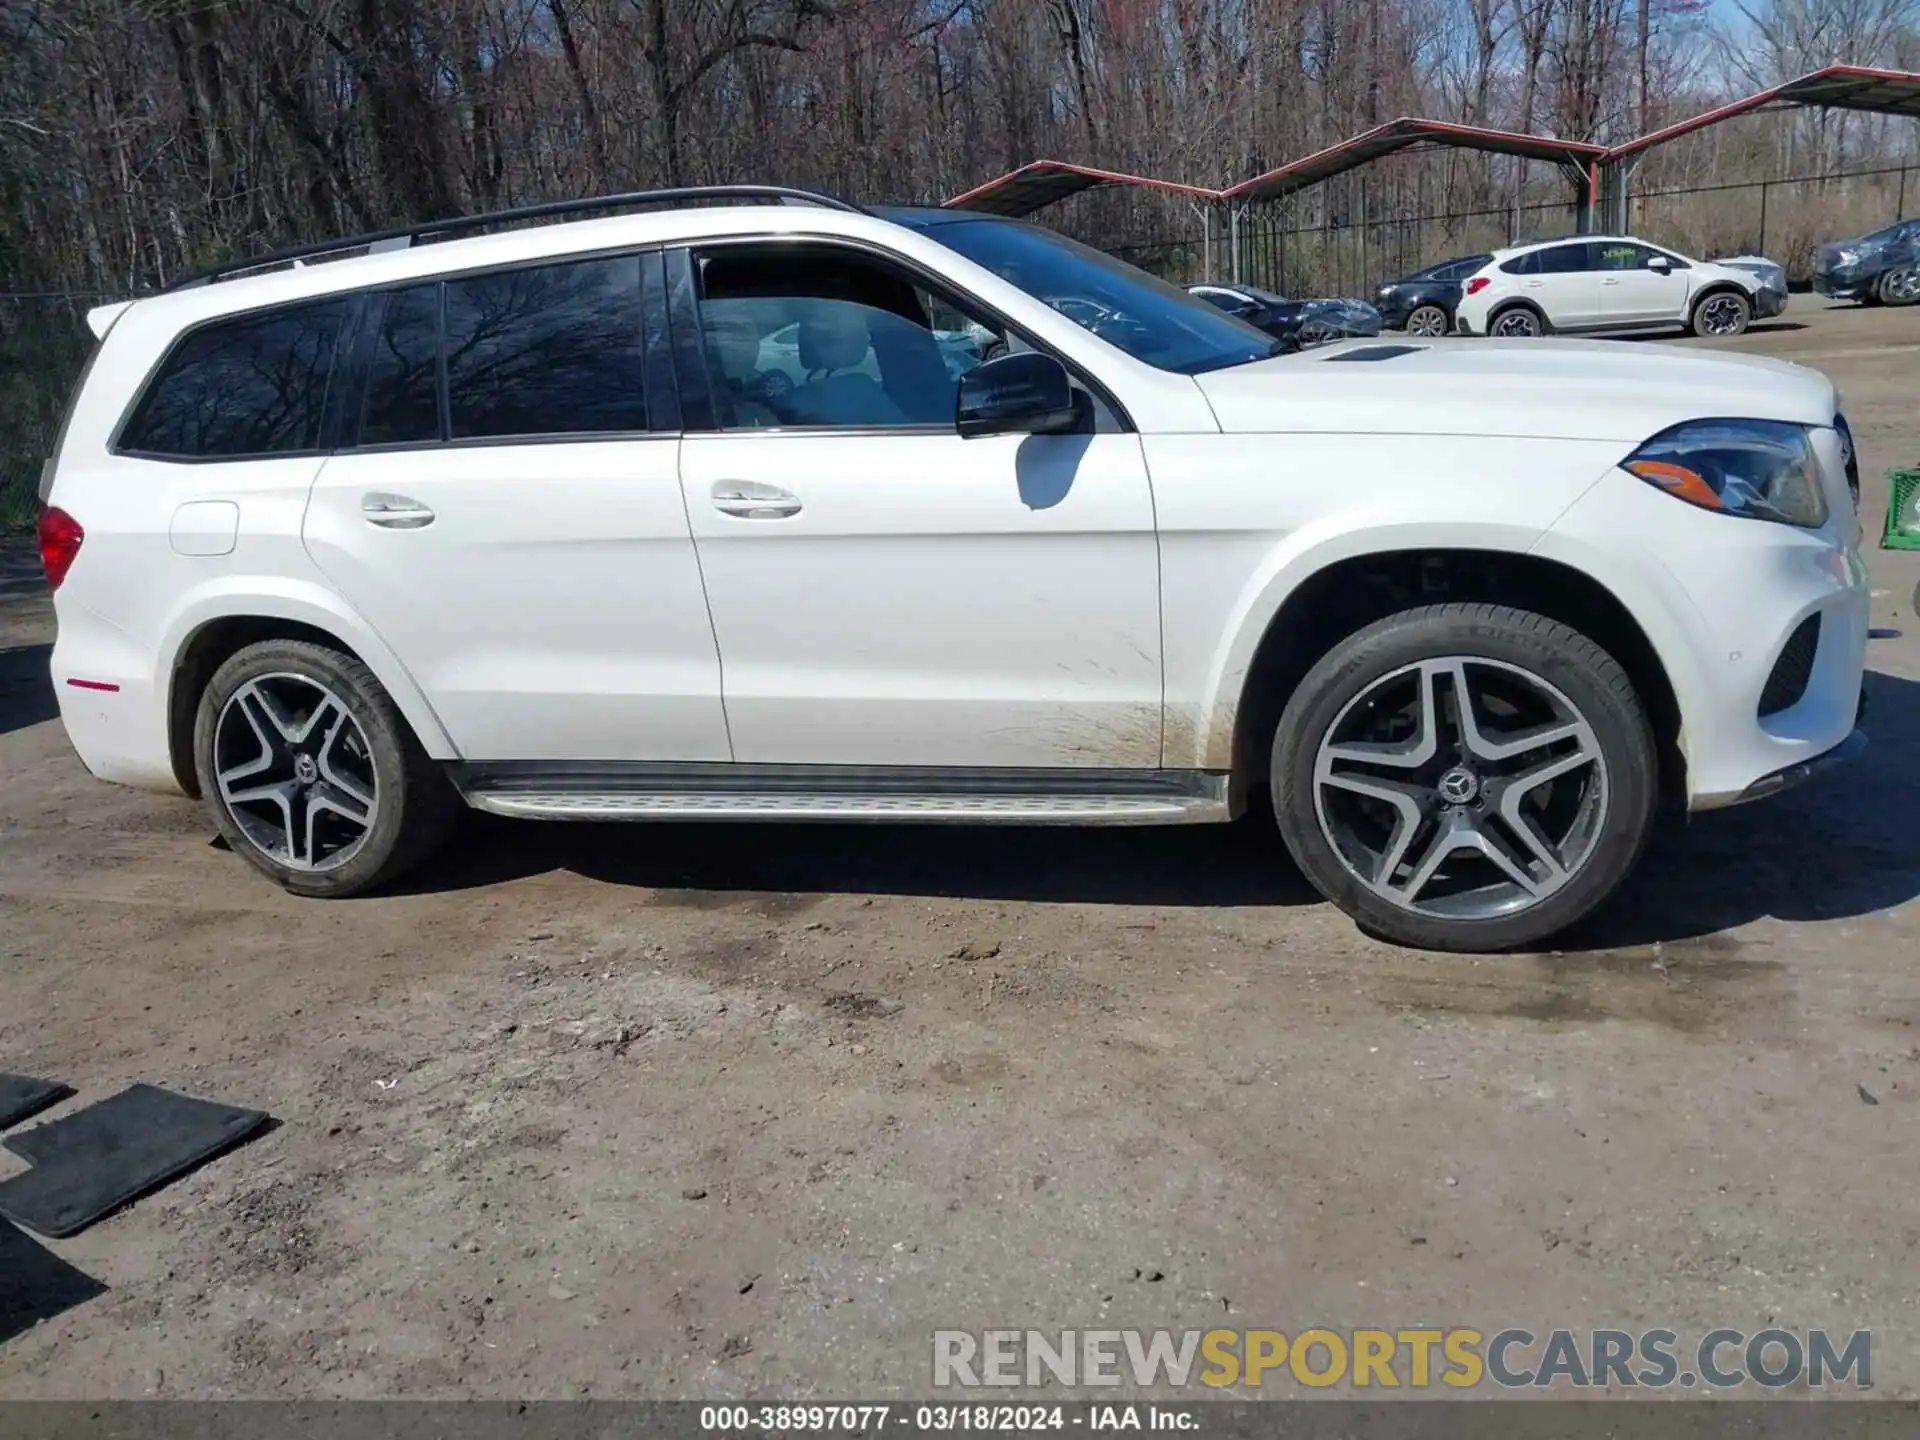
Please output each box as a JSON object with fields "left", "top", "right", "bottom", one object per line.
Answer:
{"left": 1625, "top": 458, "right": 1723, "bottom": 511}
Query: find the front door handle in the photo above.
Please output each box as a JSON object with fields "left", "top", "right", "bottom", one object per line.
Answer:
{"left": 1601, "top": 277, "right": 1622, "bottom": 286}
{"left": 711, "top": 481, "right": 802, "bottom": 520}
{"left": 361, "top": 492, "right": 435, "bottom": 529}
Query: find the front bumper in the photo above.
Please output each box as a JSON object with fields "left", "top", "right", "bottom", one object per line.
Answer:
{"left": 1694, "top": 724, "right": 1866, "bottom": 810}
{"left": 1539, "top": 438, "right": 1868, "bottom": 812}
{"left": 1812, "top": 272, "right": 1870, "bottom": 301}
{"left": 1753, "top": 287, "right": 1787, "bottom": 319}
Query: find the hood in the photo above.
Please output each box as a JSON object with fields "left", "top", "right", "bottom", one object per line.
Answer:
{"left": 1192, "top": 336, "right": 1837, "bottom": 442}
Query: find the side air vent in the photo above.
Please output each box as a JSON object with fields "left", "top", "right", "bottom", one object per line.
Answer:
{"left": 1759, "top": 615, "right": 1821, "bottom": 717}
{"left": 1321, "top": 345, "right": 1427, "bottom": 363}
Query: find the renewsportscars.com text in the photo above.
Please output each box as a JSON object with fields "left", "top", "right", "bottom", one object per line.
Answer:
{"left": 932, "top": 1327, "right": 1872, "bottom": 1391}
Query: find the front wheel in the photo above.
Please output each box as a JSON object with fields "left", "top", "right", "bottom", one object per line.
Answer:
{"left": 1270, "top": 604, "right": 1657, "bottom": 951}
{"left": 1877, "top": 266, "right": 1920, "bottom": 306}
{"left": 1690, "top": 290, "right": 1751, "bottom": 337}
{"left": 193, "top": 640, "right": 458, "bottom": 897}
{"left": 1405, "top": 304, "right": 1450, "bottom": 338}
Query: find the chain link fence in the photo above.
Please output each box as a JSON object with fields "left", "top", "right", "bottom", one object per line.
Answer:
{"left": 1097, "top": 162, "right": 1915, "bottom": 300}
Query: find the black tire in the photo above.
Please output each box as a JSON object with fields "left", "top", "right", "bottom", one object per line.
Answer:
{"left": 1487, "top": 303, "right": 1549, "bottom": 338}
{"left": 1270, "top": 603, "right": 1657, "bottom": 952}
{"left": 1404, "top": 304, "right": 1450, "bottom": 338}
{"left": 1876, "top": 266, "right": 1920, "bottom": 306}
{"left": 193, "top": 639, "right": 459, "bottom": 898}
{"left": 1688, "top": 288, "right": 1751, "bottom": 337}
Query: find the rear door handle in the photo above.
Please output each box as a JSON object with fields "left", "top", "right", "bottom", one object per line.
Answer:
{"left": 1601, "top": 278, "right": 1622, "bottom": 286}
{"left": 711, "top": 481, "right": 802, "bottom": 520}
{"left": 361, "top": 492, "right": 435, "bottom": 529}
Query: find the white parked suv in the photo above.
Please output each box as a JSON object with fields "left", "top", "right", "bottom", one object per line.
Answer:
{"left": 1454, "top": 235, "right": 1786, "bottom": 340}
{"left": 36, "top": 187, "right": 1867, "bottom": 951}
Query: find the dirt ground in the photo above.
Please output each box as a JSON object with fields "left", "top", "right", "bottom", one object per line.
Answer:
{"left": 1, "top": 301, "right": 1917, "bottom": 1401}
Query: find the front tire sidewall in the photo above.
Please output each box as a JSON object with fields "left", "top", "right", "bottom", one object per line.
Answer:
{"left": 1691, "top": 290, "right": 1751, "bottom": 336}
{"left": 1270, "top": 606, "right": 1657, "bottom": 952}
{"left": 193, "top": 641, "right": 433, "bottom": 898}
{"left": 1406, "top": 305, "right": 1449, "bottom": 337}
{"left": 1878, "top": 267, "right": 1919, "bottom": 306}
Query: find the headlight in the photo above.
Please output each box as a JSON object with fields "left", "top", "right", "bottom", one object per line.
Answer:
{"left": 1624, "top": 418, "right": 1828, "bottom": 528}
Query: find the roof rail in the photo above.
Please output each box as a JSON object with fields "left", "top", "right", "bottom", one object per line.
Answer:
{"left": 164, "top": 185, "right": 864, "bottom": 291}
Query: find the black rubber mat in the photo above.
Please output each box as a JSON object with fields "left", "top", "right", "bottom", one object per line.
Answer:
{"left": 0, "top": 1074, "right": 68, "bottom": 1132}
{"left": 0, "top": 1084, "right": 268, "bottom": 1238}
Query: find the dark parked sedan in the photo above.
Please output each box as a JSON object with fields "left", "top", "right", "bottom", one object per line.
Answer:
{"left": 1372, "top": 254, "right": 1491, "bottom": 336}
{"left": 1187, "top": 283, "right": 1382, "bottom": 349}
{"left": 1814, "top": 218, "right": 1920, "bottom": 305}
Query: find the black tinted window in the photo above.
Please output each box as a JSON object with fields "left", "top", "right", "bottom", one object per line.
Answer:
{"left": 1534, "top": 244, "right": 1593, "bottom": 274}
{"left": 443, "top": 257, "right": 645, "bottom": 439}
{"left": 1500, "top": 252, "right": 1537, "bottom": 276}
{"left": 119, "top": 299, "right": 351, "bottom": 458}
{"left": 361, "top": 284, "right": 440, "bottom": 446}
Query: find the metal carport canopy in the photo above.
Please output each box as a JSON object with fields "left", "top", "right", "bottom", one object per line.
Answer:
{"left": 1606, "top": 64, "right": 1920, "bottom": 161}
{"left": 943, "top": 160, "right": 1225, "bottom": 217}
{"left": 1224, "top": 118, "right": 1608, "bottom": 204}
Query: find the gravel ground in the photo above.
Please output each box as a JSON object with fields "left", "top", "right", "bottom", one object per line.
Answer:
{"left": 1, "top": 301, "right": 1917, "bottom": 1400}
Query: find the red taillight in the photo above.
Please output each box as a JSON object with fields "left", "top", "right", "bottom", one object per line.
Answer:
{"left": 37, "top": 505, "right": 83, "bottom": 591}
{"left": 1465, "top": 277, "right": 1491, "bottom": 296}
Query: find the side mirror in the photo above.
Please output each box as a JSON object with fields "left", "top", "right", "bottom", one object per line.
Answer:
{"left": 1647, "top": 255, "right": 1673, "bottom": 273}
{"left": 956, "top": 352, "right": 1080, "bottom": 439}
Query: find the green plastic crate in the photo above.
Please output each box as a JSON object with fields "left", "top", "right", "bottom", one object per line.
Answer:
{"left": 1885, "top": 469, "right": 1920, "bottom": 551}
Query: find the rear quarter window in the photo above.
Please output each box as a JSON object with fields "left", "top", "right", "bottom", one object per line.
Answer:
{"left": 117, "top": 298, "right": 353, "bottom": 459}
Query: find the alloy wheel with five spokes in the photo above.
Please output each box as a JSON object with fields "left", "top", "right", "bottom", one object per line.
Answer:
{"left": 1406, "top": 305, "right": 1450, "bottom": 338}
{"left": 1311, "top": 657, "right": 1608, "bottom": 921}
{"left": 213, "top": 673, "right": 379, "bottom": 872}
{"left": 1272, "top": 604, "right": 1656, "bottom": 951}
{"left": 195, "top": 638, "right": 459, "bottom": 897}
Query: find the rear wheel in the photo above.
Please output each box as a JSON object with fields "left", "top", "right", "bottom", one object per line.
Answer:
{"left": 1270, "top": 604, "right": 1657, "bottom": 952}
{"left": 193, "top": 640, "right": 458, "bottom": 897}
{"left": 1689, "top": 289, "right": 1751, "bottom": 337}
{"left": 1488, "top": 305, "right": 1547, "bottom": 338}
{"left": 1405, "top": 304, "right": 1450, "bottom": 338}
{"left": 1877, "top": 266, "right": 1920, "bottom": 306}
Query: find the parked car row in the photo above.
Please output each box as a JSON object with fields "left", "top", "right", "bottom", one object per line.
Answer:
{"left": 1187, "top": 283, "right": 1383, "bottom": 348}
{"left": 1183, "top": 234, "right": 1795, "bottom": 348}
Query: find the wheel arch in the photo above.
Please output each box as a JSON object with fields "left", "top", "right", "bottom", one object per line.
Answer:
{"left": 1690, "top": 280, "right": 1753, "bottom": 314}
{"left": 1218, "top": 546, "right": 1686, "bottom": 811}
{"left": 162, "top": 587, "right": 458, "bottom": 798}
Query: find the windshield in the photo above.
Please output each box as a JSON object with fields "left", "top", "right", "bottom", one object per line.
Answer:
{"left": 917, "top": 218, "right": 1277, "bottom": 374}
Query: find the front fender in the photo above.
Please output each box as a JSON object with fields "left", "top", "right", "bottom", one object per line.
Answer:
{"left": 1181, "top": 517, "right": 1562, "bottom": 771}
{"left": 1147, "top": 431, "right": 1636, "bottom": 773}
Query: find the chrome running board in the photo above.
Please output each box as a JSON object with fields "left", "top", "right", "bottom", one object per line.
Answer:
{"left": 451, "top": 763, "right": 1231, "bottom": 827}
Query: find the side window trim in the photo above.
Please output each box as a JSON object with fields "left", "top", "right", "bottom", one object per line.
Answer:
{"left": 348, "top": 247, "right": 670, "bottom": 452}
{"left": 110, "top": 295, "right": 353, "bottom": 463}
{"left": 664, "top": 247, "right": 718, "bottom": 434}
{"left": 640, "top": 249, "right": 683, "bottom": 433}
{"left": 668, "top": 235, "right": 1134, "bottom": 436}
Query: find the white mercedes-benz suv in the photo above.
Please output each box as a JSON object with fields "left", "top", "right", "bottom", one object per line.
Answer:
{"left": 36, "top": 187, "right": 1867, "bottom": 951}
